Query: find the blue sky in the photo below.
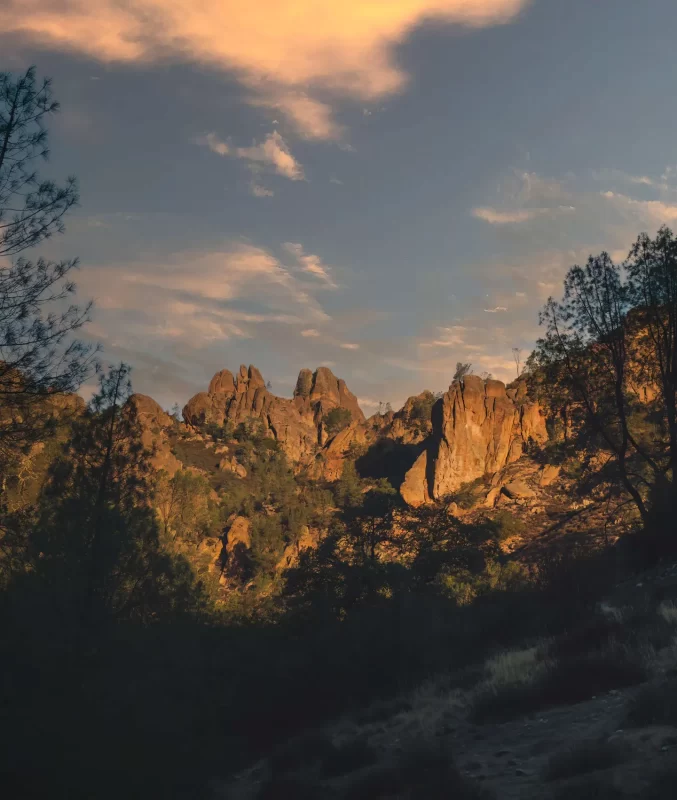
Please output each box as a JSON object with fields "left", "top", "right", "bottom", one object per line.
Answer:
{"left": 3, "top": 0, "right": 677, "bottom": 412}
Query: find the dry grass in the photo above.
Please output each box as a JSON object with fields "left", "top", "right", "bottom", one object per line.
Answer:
{"left": 658, "top": 601, "right": 677, "bottom": 625}
{"left": 482, "top": 643, "right": 551, "bottom": 690}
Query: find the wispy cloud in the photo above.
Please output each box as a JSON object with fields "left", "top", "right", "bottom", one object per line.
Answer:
{"left": 600, "top": 191, "right": 677, "bottom": 225}
{"left": 78, "top": 241, "right": 334, "bottom": 355}
{"left": 473, "top": 207, "right": 543, "bottom": 224}
{"left": 340, "top": 342, "right": 360, "bottom": 350}
{"left": 472, "top": 205, "right": 575, "bottom": 225}
{"left": 199, "top": 131, "right": 304, "bottom": 181}
{"left": 284, "top": 242, "right": 338, "bottom": 288}
{"left": 250, "top": 182, "right": 274, "bottom": 198}
{"left": 1, "top": 0, "right": 531, "bottom": 140}
{"left": 484, "top": 306, "right": 508, "bottom": 312}
{"left": 301, "top": 328, "right": 321, "bottom": 337}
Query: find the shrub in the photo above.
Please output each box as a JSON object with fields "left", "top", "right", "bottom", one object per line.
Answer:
{"left": 472, "top": 648, "right": 647, "bottom": 724}
{"left": 624, "top": 677, "right": 677, "bottom": 727}
{"left": 323, "top": 407, "right": 353, "bottom": 436}
{"left": 544, "top": 738, "right": 626, "bottom": 782}
{"left": 658, "top": 601, "right": 677, "bottom": 625}
{"left": 490, "top": 510, "right": 526, "bottom": 540}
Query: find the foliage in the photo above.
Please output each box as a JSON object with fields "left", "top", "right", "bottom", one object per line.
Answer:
{"left": 408, "top": 391, "right": 436, "bottom": 433}
{"left": 0, "top": 67, "right": 94, "bottom": 472}
{"left": 453, "top": 362, "right": 472, "bottom": 382}
{"left": 323, "top": 406, "right": 353, "bottom": 435}
{"left": 530, "top": 227, "right": 677, "bottom": 530}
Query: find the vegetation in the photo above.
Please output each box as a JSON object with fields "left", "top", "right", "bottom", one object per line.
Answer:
{"left": 0, "top": 66, "right": 94, "bottom": 474}
{"left": 453, "top": 361, "right": 472, "bottom": 382}
{"left": 323, "top": 406, "right": 353, "bottom": 435}
{"left": 529, "top": 228, "right": 677, "bottom": 534}
{"left": 5, "top": 65, "right": 677, "bottom": 800}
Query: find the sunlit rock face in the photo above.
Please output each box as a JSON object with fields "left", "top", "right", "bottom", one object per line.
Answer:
{"left": 401, "top": 377, "right": 547, "bottom": 504}
{"left": 182, "top": 364, "right": 364, "bottom": 463}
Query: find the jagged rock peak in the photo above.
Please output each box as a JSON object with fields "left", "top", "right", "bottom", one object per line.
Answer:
{"left": 401, "top": 376, "right": 548, "bottom": 505}
{"left": 208, "top": 365, "right": 267, "bottom": 396}
{"left": 208, "top": 369, "right": 236, "bottom": 395}
{"left": 294, "top": 368, "right": 313, "bottom": 399}
{"left": 126, "top": 393, "right": 173, "bottom": 429}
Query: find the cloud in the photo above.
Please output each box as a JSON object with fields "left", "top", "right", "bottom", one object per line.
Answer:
{"left": 420, "top": 325, "right": 470, "bottom": 348}
{"left": 1, "top": 0, "right": 531, "bottom": 139}
{"left": 484, "top": 306, "right": 508, "bottom": 312}
{"left": 340, "top": 343, "right": 360, "bottom": 350}
{"left": 472, "top": 205, "right": 575, "bottom": 225}
{"left": 250, "top": 182, "right": 274, "bottom": 198}
{"left": 600, "top": 191, "right": 677, "bottom": 226}
{"left": 200, "top": 131, "right": 304, "bottom": 181}
{"left": 252, "top": 92, "right": 344, "bottom": 141}
{"left": 284, "top": 242, "right": 338, "bottom": 288}
{"left": 473, "top": 207, "right": 541, "bottom": 224}
{"left": 78, "top": 240, "right": 334, "bottom": 355}
{"left": 301, "top": 328, "right": 321, "bottom": 337}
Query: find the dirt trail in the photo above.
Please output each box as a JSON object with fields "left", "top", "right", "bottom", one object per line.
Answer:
{"left": 451, "top": 691, "right": 629, "bottom": 798}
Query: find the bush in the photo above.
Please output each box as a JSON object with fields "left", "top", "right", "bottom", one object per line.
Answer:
{"left": 323, "top": 407, "right": 353, "bottom": 436}
{"left": 490, "top": 510, "right": 526, "bottom": 541}
{"left": 544, "top": 738, "right": 626, "bottom": 782}
{"left": 472, "top": 648, "right": 647, "bottom": 724}
{"left": 624, "top": 677, "right": 677, "bottom": 728}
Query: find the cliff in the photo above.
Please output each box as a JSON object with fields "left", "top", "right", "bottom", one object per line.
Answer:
{"left": 182, "top": 364, "right": 364, "bottom": 463}
{"left": 401, "top": 376, "right": 547, "bottom": 505}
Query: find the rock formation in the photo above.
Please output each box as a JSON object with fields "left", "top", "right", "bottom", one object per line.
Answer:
{"left": 401, "top": 376, "right": 547, "bottom": 505}
{"left": 126, "top": 393, "right": 183, "bottom": 476}
{"left": 182, "top": 364, "right": 364, "bottom": 463}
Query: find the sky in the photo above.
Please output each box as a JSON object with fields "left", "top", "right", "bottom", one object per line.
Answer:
{"left": 3, "top": 0, "right": 677, "bottom": 413}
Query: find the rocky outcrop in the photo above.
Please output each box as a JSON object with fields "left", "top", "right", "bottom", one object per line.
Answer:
{"left": 226, "top": 516, "right": 251, "bottom": 554}
{"left": 126, "top": 393, "right": 182, "bottom": 476}
{"left": 183, "top": 364, "right": 364, "bottom": 464}
{"left": 399, "top": 450, "right": 430, "bottom": 507}
{"left": 315, "top": 421, "right": 370, "bottom": 481}
{"left": 401, "top": 376, "right": 547, "bottom": 504}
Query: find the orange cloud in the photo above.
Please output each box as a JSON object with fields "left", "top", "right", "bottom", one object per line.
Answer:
{"left": 2, "top": 0, "right": 530, "bottom": 139}
{"left": 199, "top": 131, "right": 304, "bottom": 180}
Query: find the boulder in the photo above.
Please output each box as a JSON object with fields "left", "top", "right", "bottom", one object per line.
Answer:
{"left": 218, "top": 456, "right": 247, "bottom": 479}
{"left": 399, "top": 450, "right": 430, "bottom": 507}
{"left": 539, "top": 464, "right": 561, "bottom": 487}
{"left": 502, "top": 480, "right": 537, "bottom": 500}
{"left": 226, "top": 516, "right": 251, "bottom": 554}
{"left": 276, "top": 525, "right": 319, "bottom": 571}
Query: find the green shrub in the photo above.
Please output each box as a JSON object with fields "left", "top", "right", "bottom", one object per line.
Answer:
{"left": 491, "top": 510, "right": 526, "bottom": 541}
{"left": 323, "top": 407, "right": 353, "bottom": 436}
